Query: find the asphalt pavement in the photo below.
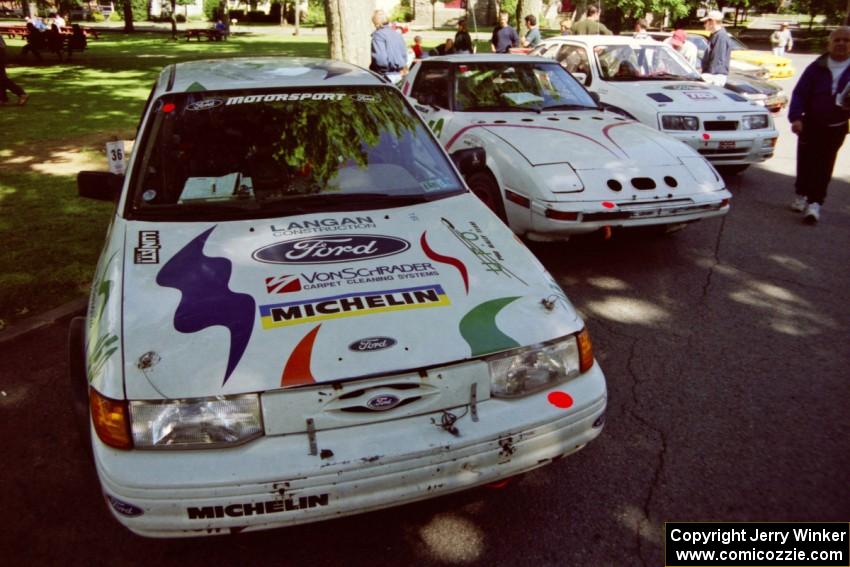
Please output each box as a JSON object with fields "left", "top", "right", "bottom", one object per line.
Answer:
{"left": 1, "top": 51, "right": 848, "bottom": 566}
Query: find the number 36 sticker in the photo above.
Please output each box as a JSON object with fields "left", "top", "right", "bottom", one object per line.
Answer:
{"left": 106, "top": 140, "right": 126, "bottom": 175}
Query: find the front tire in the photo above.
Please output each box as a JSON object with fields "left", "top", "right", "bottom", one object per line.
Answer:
{"left": 466, "top": 171, "right": 508, "bottom": 223}
{"left": 716, "top": 164, "right": 750, "bottom": 176}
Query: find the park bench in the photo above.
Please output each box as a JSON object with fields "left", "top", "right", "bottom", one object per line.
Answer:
{"left": 185, "top": 28, "right": 226, "bottom": 41}
{"left": 0, "top": 25, "right": 99, "bottom": 40}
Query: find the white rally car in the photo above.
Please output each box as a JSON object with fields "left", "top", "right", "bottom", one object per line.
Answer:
{"left": 69, "top": 58, "right": 607, "bottom": 537}
{"left": 530, "top": 36, "right": 779, "bottom": 172}
{"left": 400, "top": 55, "right": 731, "bottom": 242}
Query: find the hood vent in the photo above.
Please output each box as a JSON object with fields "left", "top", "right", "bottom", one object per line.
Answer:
{"left": 647, "top": 93, "right": 674, "bottom": 102}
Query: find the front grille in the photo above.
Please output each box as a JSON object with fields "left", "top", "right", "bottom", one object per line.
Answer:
{"left": 704, "top": 121, "right": 738, "bottom": 131}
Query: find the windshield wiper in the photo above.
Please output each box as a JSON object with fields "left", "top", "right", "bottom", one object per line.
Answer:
{"left": 645, "top": 73, "right": 696, "bottom": 81}
{"left": 468, "top": 105, "right": 542, "bottom": 113}
{"left": 543, "top": 103, "right": 596, "bottom": 111}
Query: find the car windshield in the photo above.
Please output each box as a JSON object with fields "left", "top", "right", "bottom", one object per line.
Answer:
{"left": 595, "top": 44, "right": 701, "bottom": 81}
{"left": 453, "top": 62, "right": 597, "bottom": 112}
{"left": 129, "top": 86, "right": 463, "bottom": 220}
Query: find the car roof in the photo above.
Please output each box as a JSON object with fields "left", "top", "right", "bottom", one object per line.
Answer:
{"left": 419, "top": 54, "right": 556, "bottom": 64}
{"left": 539, "top": 35, "right": 663, "bottom": 47}
{"left": 157, "top": 57, "right": 384, "bottom": 95}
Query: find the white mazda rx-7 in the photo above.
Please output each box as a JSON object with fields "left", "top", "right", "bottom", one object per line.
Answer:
{"left": 401, "top": 55, "right": 732, "bottom": 242}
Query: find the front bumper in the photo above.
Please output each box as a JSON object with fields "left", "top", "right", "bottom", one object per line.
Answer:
{"left": 94, "top": 365, "right": 607, "bottom": 537}
{"left": 670, "top": 130, "right": 778, "bottom": 165}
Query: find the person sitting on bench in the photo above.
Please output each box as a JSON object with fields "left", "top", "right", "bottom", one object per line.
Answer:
{"left": 66, "top": 24, "right": 87, "bottom": 57}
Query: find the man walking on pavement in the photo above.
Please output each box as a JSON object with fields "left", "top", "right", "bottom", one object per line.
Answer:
{"left": 369, "top": 10, "right": 408, "bottom": 83}
{"left": 700, "top": 10, "right": 731, "bottom": 86}
{"left": 490, "top": 12, "right": 518, "bottom": 53}
{"left": 788, "top": 27, "right": 850, "bottom": 224}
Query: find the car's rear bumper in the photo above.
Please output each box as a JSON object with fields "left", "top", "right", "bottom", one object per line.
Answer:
{"left": 94, "top": 365, "right": 607, "bottom": 538}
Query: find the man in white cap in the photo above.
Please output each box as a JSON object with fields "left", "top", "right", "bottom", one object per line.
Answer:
{"left": 700, "top": 10, "right": 731, "bottom": 86}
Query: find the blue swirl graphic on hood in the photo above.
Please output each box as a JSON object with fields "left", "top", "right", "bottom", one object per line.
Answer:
{"left": 156, "top": 226, "right": 255, "bottom": 386}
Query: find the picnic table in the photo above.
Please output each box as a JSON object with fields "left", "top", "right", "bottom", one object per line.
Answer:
{"left": 185, "top": 28, "right": 226, "bottom": 41}
{"left": 0, "top": 24, "right": 100, "bottom": 40}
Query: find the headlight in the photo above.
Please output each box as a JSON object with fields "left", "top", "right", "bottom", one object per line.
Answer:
{"left": 661, "top": 115, "right": 699, "bottom": 130}
{"left": 130, "top": 394, "right": 263, "bottom": 449}
{"left": 741, "top": 114, "right": 769, "bottom": 129}
{"left": 488, "top": 331, "right": 593, "bottom": 398}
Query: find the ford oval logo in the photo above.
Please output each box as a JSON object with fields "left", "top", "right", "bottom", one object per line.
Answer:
{"left": 186, "top": 98, "right": 223, "bottom": 111}
{"left": 365, "top": 394, "right": 402, "bottom": 411}
{"left": 348, "top": 337, "right": 397, "bottom": 352}
{"left": 253, "top": 235, "right": 410, "bottom": 265}
{"left": 106, "top": 495, "right": 144, "bottom": 517}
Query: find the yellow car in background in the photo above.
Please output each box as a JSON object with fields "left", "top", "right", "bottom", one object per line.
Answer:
{"left": 689, "top": 30, "right": 795, "bottom": 79}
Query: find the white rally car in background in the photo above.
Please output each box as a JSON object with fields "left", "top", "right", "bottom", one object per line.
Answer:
{"left": 69, "top": 57, "right": 607, "bottom": 537}
{"left": 530, "top": 36, "right": 779, "bottom": 173}
{"left": 400, "top": 55, "right": 731, "bottom": 242}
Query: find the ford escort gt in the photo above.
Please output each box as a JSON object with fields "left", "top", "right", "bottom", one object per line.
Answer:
{"left": 68, "top": 58, "right": 607, "bottom": 537}
{"left": 400, "top": 55, "right": 731, "bottom": 241}
{"left": 530, "top": 36, "right": 779, "bottom": 172}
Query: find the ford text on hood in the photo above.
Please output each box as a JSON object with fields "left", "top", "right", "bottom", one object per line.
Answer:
{"left": 71, "top": 58, "right": 606, "bottom": 537}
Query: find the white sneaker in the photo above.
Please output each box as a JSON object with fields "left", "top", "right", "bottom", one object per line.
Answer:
{"left": 804, "top": 202, "right": 820, "bottom": 223}
{"left": 790, "top": 196, "right": 807, "bottom": 212}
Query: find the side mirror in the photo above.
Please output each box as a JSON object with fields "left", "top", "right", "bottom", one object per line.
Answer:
{"left": 572, "top": 72, "right": 588, "bottom": 85}
{"left": 450, "top": 147, "right": 486, "bottom": 177}
{"left": 589, "top": 91, "right": 601, "bottom": 105}
{"left": 78, "top": 171, "right": 123, "bottom": 202}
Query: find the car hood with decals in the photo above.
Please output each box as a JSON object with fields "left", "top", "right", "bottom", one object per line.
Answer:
{"left": 120, "top": 198, "right": 578, "bottom": 399}
{"left": 595, "top": 80, "right": 758, "bottom": 115}
{"left": 71, "top": 57, "right": 606, "bottom": 538}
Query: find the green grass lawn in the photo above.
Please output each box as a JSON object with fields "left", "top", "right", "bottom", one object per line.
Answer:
{"left": 0, "top": 30, "right": 331, "bottom": 328}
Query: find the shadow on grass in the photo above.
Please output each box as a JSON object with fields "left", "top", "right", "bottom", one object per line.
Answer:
{"left": 0, "top": 33, "right": 331, "bottom": 323}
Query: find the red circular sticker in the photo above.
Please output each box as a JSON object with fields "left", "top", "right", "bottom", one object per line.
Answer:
{"left": 547, "top": 391, "right": 573, "bottom": 409}
{"left": 702, "top": 133, "right": 711, "bottom": 141}
{"left": 162, "top": 103, "right": 176, "bottom": 113}
{"left": 601, "top": 201, "right": 615, "bottom": 209}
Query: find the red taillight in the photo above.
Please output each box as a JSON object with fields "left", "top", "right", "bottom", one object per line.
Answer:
{"left": 577, "top": 328, "right": 594, "bottom": 373}
{"left": 90, "top": 389, "right": 132, "bottom": 450}
{"left": 505, "top": 190, "right": 530, "bottom": 208}
{"left": 721, "top": 198, "right": 730, "bottom": 207}
{"left": 544, "top": 209, "right": 579, "bottom": 221}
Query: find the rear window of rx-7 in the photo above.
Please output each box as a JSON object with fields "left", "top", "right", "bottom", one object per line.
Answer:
{"left": 126, "top": 86, "right": 464, "bottom": 221}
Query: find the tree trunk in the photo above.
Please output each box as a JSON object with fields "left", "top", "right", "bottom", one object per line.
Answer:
{"left": 432, "top": 0, "right": 436, "bottom": 30}
{"left": 294, "top": 1, "right": 300, "bottom": 35}
{"left": 122, "top": 0, "right": 134, "bottom": 32}
{"left": 325, "top": 0, "right": 375, "bottom": 67}
{"left": 171, "top": 0, "right": 178, "bottom": 40}
{"left": 516, "top": 0, "right": 543, "bottom": 28}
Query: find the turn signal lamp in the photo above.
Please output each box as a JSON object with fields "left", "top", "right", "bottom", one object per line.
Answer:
{"left": 577, "top": 327, "right": 594, "bottom": 373}
{"left": 90, "top": 390, "right": 132, "bottom": 449}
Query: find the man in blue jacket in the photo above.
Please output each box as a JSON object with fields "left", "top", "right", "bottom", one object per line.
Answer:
{"left": 701, "top": 10, "right": 732, "bottom": 86}
{"left": 370, "top": 10, "right": 408, "bottom": 83}
{"left": 490, "top": 12, "right": 519, "bottom": 53}
{"left": 788, "top": 27, "right": 850, "bottom": 223}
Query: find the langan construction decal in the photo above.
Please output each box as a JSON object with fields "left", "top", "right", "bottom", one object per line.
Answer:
{"left": 259, "top": 284, "right": 450, "bottom": 328}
